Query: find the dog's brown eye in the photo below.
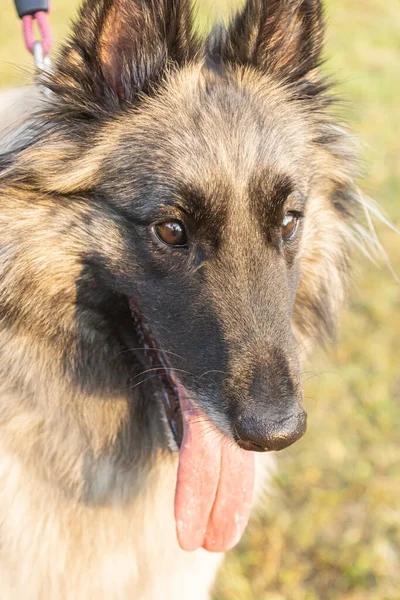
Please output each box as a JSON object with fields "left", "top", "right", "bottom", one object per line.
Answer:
{"left": 154, "top": 221, "right": 188, "bottom": 247}
{"left": 281, "top": 213, "right": 298, "bottom": 241}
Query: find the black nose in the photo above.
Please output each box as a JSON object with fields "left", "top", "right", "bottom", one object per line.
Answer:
{"left": 234, "top": 408, "right": 307, "bottom": 452}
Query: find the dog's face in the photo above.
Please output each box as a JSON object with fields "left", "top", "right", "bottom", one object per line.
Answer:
{"left": 2, "top": 1, "right": 355, "bottom": 459}
{"left": 1, "top": 0, "right": 359, "bottom": 552}
{"left": 93, "top": 66, "right": 319, "bottom": 451}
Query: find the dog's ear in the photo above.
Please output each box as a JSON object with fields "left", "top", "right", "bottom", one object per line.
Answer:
{"left": 208, "top": 0, "right": 324, "bottom": 85}
{"left": 47, "top": 0, "right": 198, "bottom": 115}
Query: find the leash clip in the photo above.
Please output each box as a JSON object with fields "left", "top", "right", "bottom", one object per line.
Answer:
{"left": 33, "top": 40, "right": 50, "bottom": 71}
{"left": 33, "top": 41, "right": 52, "bottom": 96}
{"left": 33, "top": 40, "right": 51, "bottom": 72}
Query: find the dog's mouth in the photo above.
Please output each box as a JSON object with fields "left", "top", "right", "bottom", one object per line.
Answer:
{"left": 129, "top": 298, "right": 184, "bottom": 449}
{"left": 128, "top": 299, "right": 255, "bottom": 553}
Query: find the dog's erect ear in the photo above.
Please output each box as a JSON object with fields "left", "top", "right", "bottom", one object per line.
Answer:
{"left": 208, "top": 0, "right": 324, "bottom": 84}
{"left": 48, "top": 0, "right": 198, "bottom": 114}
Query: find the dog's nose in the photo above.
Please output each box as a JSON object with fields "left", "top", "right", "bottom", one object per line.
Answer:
{"left": 234, "top": 407, "right": 307, "bottom": 452}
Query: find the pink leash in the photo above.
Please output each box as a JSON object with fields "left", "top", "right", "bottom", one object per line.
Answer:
{"left": 22, "top": 9, "right": 52, "bottom": 56}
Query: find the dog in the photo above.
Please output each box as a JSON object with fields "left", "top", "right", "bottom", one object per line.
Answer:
{"left": 0, "top": 0, "right": 366, "bottom": 598}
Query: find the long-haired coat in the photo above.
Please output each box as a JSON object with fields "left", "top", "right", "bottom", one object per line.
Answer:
{"left": 0, "top": 0, "right": 364, "bottom": 598}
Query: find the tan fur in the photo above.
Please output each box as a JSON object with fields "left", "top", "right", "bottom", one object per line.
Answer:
{"left": 0, "top": 433, "right": 223, "bottom": 599}
{"left": 0, "top": 89, "right": 274, "bottom": 598}
{"left": 0, "top": 0, "right": 370, "bottom": 595}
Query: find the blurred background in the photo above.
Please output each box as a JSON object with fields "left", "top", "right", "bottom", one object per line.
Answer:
{"left": 0, "top": 1, "right": 399, "bottom": 598}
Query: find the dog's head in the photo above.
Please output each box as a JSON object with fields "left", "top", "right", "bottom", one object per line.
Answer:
{"left": 1, "top": 0, "right": 358, "bottom": 551}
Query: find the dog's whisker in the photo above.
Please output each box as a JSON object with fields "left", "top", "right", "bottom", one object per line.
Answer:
{"left": 302, "top": 369, "right": 342, "bottom": 384}
{"left": 118, "top": 347, "right": 187, "bottom": 362}
{"left": 127, "top": 374, "right": 168, "bottom": 391}
{"left": 196, "top": 369, "right": 228, "bottom": 383}
{"left": 130, "top": 366, "right": 191, "bottom": 383}
{"left": 294, "top": 335, "right": 319, "bottom": 354}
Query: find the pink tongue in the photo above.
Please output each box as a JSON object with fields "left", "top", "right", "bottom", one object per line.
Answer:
{"left": 174, "top": 391, "right": 255, "bottom": 553}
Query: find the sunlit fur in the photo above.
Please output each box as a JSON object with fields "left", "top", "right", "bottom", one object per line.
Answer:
{"left": 0, "top": 0, "right": 370, "bottom": 598}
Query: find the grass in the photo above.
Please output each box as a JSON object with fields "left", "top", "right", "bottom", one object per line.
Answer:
{"left": 0, "top": 1, "right": 399, "bottom": 599}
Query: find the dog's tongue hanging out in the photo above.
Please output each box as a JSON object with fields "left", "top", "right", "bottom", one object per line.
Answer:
{"left": 174, "top": 387, "right": 255, "bottom": 553}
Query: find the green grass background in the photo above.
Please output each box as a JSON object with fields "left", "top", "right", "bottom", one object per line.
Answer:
{"left": 1, "top": 1, "right": 399, "bottom": 599}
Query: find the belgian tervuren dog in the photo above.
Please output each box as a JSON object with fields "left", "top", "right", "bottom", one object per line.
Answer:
{"left": 0, "top": 0, "right": 367, "bottom": 597}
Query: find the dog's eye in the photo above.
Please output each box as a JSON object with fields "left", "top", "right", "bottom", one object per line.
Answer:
{"left": 154, "top": 221, "right": 188, "bottom": 247}
{"left": 281, "top": 213, "right": 299, "bottom": 241}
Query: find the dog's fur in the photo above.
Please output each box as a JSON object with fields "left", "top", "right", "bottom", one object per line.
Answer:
{"left": 0, "top": 0, "right": 364, "bottom": 598}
